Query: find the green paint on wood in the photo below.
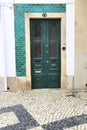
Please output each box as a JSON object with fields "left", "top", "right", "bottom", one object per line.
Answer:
{"left": 30, "top": 19, "right": 61, "bottom": 88}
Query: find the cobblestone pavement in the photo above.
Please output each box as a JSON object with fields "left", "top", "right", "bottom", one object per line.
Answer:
{"left": 0, "top": 89, "right": 87, "bottom": 130}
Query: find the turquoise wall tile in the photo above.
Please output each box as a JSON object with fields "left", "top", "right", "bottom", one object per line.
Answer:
{"left": 14, "top": 4, "right": 66, "bottom": 76}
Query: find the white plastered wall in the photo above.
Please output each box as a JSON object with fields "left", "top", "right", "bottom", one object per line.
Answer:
{"left": 66, "top": 3, "right": 75, "bottom": 89}
{"left": 75, "top": 0, "right": 87, "bottom": 89}
{"left": 0, "top": 1, "right": 16, "bottom": 91}
{"left": 2, "top": 4, "right": 16, "bottom": 76}
{"left": 0, "top": 6, "right": 7, "bottom": 91}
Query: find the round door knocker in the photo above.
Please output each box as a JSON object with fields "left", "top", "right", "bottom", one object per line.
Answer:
{"left": 62, "top": 47, "right": 66, "bottom": 50}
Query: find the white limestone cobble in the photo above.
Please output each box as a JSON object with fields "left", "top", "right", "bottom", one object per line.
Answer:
{"left": 0, "top": 89, "right": 87, "bottom": 130}
{"left": 0, "top": 112, "right": 19, "bottom": 128}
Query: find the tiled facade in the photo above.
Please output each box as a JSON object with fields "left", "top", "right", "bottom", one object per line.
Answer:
{"left": 0, "top": 0, "right": 76, "bottom": 91}
{"left": 14, "top": 4, "right": 66, "bottom": 76}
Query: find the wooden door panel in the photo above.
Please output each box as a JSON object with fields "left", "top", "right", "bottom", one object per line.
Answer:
{"left": 46, "top": 20, "right": 61, "bottom": 88}
{"left": 32, "top": 74, "right": 44, "bottom": 89}
{"left": 30, "top": 19, "right": 61, "bottom": 89}
{"left": 47, "top": 74, "right": 60, "bottom": 88}
{"left": 30, "top": 20, "right": 45, "bottom": 88}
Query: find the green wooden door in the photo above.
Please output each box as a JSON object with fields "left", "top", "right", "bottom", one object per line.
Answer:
{"left": 30, "top": 19, "right": 61, "bottom": 89}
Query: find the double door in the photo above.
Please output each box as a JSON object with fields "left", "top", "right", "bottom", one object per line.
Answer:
{"left": 30, "top": 19, "right": 61, "bottom": 89}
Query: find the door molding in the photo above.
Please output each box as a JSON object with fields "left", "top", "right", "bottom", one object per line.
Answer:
{"left": 25, "top": 13, "right": 66, "bottom": 89}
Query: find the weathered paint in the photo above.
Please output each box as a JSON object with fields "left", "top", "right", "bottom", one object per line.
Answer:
{"left": 75, "top": 0, "right": 87, "bottom": 89}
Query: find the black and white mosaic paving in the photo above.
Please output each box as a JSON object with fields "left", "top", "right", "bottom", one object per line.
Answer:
{"left": 0, "top": 104, "right": 87, "bottom": 130}
{"left": 0, "top": 104, "right": 39, "bottom": 130}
